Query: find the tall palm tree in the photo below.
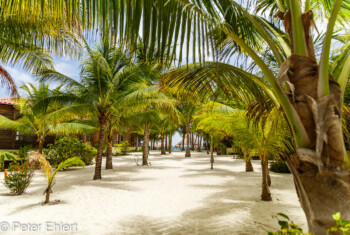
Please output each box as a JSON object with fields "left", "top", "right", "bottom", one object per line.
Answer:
{"left": 177, "top": 101, "right": 197, "bottom": 157}
{"left": 39, "top": 41, "right": 144, "bottom": 180}
{"left": 195, "top": 101, "right": 293, "bottom": 200}
{"left": 7, "top": 0, "right": 350, "bottom": 231}
{"left": 160, "top": 0, "right": 350, "bottom": 230}
{"left": 0, "top": 83, "right": 96, "bottom": 153}
{"left": 122, "top": 85, "right": 179, "bottom": 165}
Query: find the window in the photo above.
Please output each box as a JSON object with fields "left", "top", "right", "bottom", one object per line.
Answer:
{"left": 15, "top": 131, "right": 24, "bottom": 141}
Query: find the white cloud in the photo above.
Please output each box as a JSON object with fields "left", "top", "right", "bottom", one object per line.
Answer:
{"left": 0, "top": 67, "right": 38, "bottom": 98}
{"left": 54, "top": 57, "right": 81, "bottom": 80}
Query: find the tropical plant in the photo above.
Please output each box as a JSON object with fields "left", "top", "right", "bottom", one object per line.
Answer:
{"left": 0, "top": 152, "right": 16, "bottom": 171}
{"left": 268, "top": 213, "right": 309, "bottom": 235}
{"left": 39, "top": 40, "right": 146, "bottom": 180}
{"left": 3, "top": 161, "right": 34, "bottom": 195}
{"left": 28, "top": 151, "right": 85, "bottom": 204}
{"left": 327, "top": 212, "right": 350, "bottom": 235}
{"left": 270, "top": 161, "right": 291, "bottom": 173}
{"left": 194, "top": 101, "right": 293, "bottom": 200}
{"left": 0, "top": 83, "right": 96, "bottom": 153}
{"left": 177, "top": 101, "right": 197, "bottom": 157}
{"left": 43, "top": 136, "right": 96, "bottom": 168}
{"left": 159, "top": 0, "right": 350, "bottom": 231}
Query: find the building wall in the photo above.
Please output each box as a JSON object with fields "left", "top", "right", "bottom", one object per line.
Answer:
{"left": 86, "top": 130, "right": 139, "bottom": 147}
{"left": 0, "top": 104, "right": 53, "bottom": 149}
{"left": 0, "top": 104, "right": 16, "bottom": 149}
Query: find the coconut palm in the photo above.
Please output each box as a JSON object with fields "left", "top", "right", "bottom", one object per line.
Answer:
{"left": 122, "top": 85, "right": 179, "bottom": 165}
{"left": 159, "top": 0, "right": 350, "bottom": 230}
{"left": 38, "top": 40, "right": 146, "bottom": 180}
{"left": 177, "top": 101, "right": 197, "bottom": 157}
{"left": 28, "top": 151, "right": 85, "bottom": 204}
{"left": 195, "top": 101, "right": 293, "bottom": 200}
{"left": 7, "top": 0, "right": 350, "bottom": 231}
{"left": 0, "top": 83, "right": 96, "bottom": 153}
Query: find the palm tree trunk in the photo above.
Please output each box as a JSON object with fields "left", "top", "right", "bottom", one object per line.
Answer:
{"left": 185, "top": 123, "right": 191, "bottom": 157}
{"left": 245, "top": 155, "right": 254, "bottom": 172}
{"left": 169, "top": 134, "right": 172, "bottom": 153}
{"left": 161, "top": 133, "right": 166, "bottom": 155}
{"left": 210, "top": 137, "right": 214, "bottom": 169}
{"left": 44, "top": 186, "right": 51, "bottom": 204}
{"left": 217, "top": 144, "right": 221, "bottom": 155}
{"left": 135, "top": 136, "right": 138, "bottom": 151}
{"left": 165, "top": 134, "right": 168, "bottom": 151}
{"left": 278, "top": 11, "right": 350, "bottom": 233}
{"left": 38, "top": 138, "right": 44, "bottom": 154}
{"left": 261, "top": 157, "right": 271, "bottom": 201}
{"left": 93, "top": 117, "right": 107, "bottom": 180}
{"left": 182, "top": 133, "right": 185, "bottom": 151}
{"left": 142, "top": 121, "right": 149, "bottom": 165}
{"left": 105, "top": 134, "right": 113, "bottom": 169}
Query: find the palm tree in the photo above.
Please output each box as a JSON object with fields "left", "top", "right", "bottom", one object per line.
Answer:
{"left": 0, "top": 83, "right": 96, "bottom": 153}
{"left": 195, "top": 101, "right": 293, "bottom": 200}
{"left": 122, "top": 85, "right": 179, "bottom": 165}
{"left": 39, "top": 41, "right": 144, "bottom": 180}
{"left": 7, "top": 0, "right": 350, "bottom": 231}
{"left": 159, "top": 0, "right": 350, "bottom": 230}
{"left": 29, "top": 151, "right": 85, "bottom": 204}
{"left": 177, "top": 101, "right": 197, "bottom": 157}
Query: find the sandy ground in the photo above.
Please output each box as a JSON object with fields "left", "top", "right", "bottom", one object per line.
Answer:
{"left": 0, "top": 151, "right": 307, "bottom": 235}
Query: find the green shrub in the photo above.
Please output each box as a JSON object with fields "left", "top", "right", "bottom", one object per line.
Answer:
{"left": 13, "top": 145, "right": 32, "bottom": 161}
{"left": 268, "top": 213, "right": 309, "bottom": 235}
{"left": 269, "top": 212, "right": 350, "bottom": 235}
{"left": 43, "top": 136, "right": 96, "bottom": 168}
{"left": 270, "top": 161, "right": 291, "bottom": 173}
{"left": 115, "top": 141, "right": 129, "bottom": 155}
{"left": 3, "top": 161, "right": 34, "bottom": 195}
{"left": 0, "top": 152, "right": 16, "bottom": 171}
{"left": 328, "top": 212, "right": 350, "bottom": 234}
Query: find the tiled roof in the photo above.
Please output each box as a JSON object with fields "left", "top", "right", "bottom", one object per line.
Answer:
{"left": 0, "top": 97, "right": 17, "bottom": 105}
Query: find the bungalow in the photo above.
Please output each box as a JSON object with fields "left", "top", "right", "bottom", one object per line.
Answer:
{"left": 0, "top": 98, "right": 37, "bottom": 149}
{"left": 0, "top": 97, "right": 140, "bottom": 149}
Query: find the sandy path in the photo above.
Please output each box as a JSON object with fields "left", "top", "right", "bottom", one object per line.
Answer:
{"left": 0, "top": 151, "right": 307, "bottom": 234}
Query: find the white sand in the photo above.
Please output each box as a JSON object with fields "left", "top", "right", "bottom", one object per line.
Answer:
{"left": 0, "top": 151, "right": 307, "bottom": 234}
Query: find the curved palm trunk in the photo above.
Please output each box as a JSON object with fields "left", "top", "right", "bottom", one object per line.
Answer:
{"left": 142, "top": 121, "right": 149, "bottom": 165}
{"left": 245, "top": 154, "right": 254, "bottom": 172}
{"left": 105, "top": 133, "right": 113, "bottom": 169}
{"left": 277, "top": 11, "right": 350, "bottom": 233}
{"left": 261, "top": 157, "right": 271, "bottom": 201}
{"left": 160, "top": 133, "right": 166, "bottom": 155}
{"left": 168, "top": 134, "right": 172, "bottom": 153}
{"left": 185, "top": 123, "right": 191, "bottom": 157}
{"left": 93, "top": 117, "right": 107, "bottom": 180}
{"left": 210, "top": 137, "right": 214, "bottom": 169}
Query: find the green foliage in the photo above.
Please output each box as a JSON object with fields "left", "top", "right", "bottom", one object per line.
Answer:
{"left": 270, "top": 161, "right": 291, "bottom": 173}
{"left": 43, "top": 136, "right": 96, "bottom": 168}
{"left": 327, "top": 212, "right": 350, "bottom": 234}
{"left": 115, "top": 141, "right": 129, "bottom": 155}
{"left": 268, "top": 213, "right": 310, "bottom": 235}
{"left": 12, "top": 145, "right": 32, "bottom": 161}
{"left": 0, "top": 152, "right": 16, "bottom": 171}
{"left": 3, "top": 161, "right": 34, "bottom": 195}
